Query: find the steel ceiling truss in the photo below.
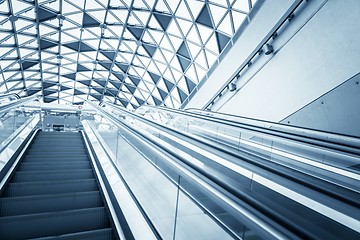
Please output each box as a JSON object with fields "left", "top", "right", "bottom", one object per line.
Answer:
{"left": 0, "top": 0, "right": 257, "bottom": 109}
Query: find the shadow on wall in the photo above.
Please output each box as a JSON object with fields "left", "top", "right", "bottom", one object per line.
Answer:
{"left": 281, "top": 72, "right": 360, "bottom": 137}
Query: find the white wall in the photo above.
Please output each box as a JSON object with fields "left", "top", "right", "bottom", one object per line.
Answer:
{"left": 185, "top": 0, "right": 297, "bottom": 109}
{"left": 186, "top": 0, "right": 360, "bottom": 135}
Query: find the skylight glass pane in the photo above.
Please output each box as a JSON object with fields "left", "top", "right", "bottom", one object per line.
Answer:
{"left": 0, "top": 0, "right": 259, "bottom": 107}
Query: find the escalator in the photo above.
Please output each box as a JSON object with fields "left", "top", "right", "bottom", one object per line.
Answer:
{"left": 89, "top": 101, "right": 360, "bottom": 239}
{"left": 0, "top": 131, "right": 117, "bottom": 239}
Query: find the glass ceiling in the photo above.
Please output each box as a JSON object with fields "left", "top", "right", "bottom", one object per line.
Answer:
{"left": 0, "top": 0, "right": 257, "bottom": 109}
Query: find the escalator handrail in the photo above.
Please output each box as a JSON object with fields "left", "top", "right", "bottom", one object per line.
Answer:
{"left": 0, "top": 128, "right": 40, "bottom": 192}
{"left": 0, "top": 116, "right": 36, "bottom": 154}
{"left": 101, "top": 103, "right": 360, "bottom": 183}
{"left": 186, "top": 107, "right": 360, "bottom": 141}
{"left": 0, "top": 93, "right": 20, "bottom": 100}
{"left": 134, "top": 105, "right": 360, "bottom": 154}
{"left": 0, "top": 95, "right": 39, "bottom": 114}
{"left": 82, "top": 119, "right": 162, "bottom": 240}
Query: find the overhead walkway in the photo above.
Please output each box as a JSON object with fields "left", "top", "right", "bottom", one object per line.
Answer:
{"left": 0, "top": 131, "right": 117, "bottom": 239}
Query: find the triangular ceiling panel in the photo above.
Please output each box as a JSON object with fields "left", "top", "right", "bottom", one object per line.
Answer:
{"left": 112, "top": 73, "right": 124, "bottom": 82}
{"left": 74, "top": 89, "right": 85, "bottom": 95}
{"left": 43, "top": 81, "right": 57, "bottom": 89}
{"left": 177, "top": 42, "right": 191, "bottom": 60}
{"left": 77, "top": 64, "right": 90, "bottom": 72}
{"left": 21, "top": 60, "right": 39, "bottom": 70}
{"left": 142, "top": 43, "right": 157, "bottom": 57}
{"left": 100, "top": 51, "right": 116, "bottom": 61}
{"left": 158, "top": 87, "right": 168, "bottom": 100}
{"left": 148, "top": 71, "right": 161, "bottom": 84}
{"left": 99, "top": 62, "right": 113, "bottom": 71}
{"left": 37, "top": 6, "right": 58, "bottom": 22}
{"left": 196, "top": 5, "right": 213, "bottom": 28}
{"left": 44, "top": 96, "right": 57, "bottom": 103}
{"left": 83, "top": 12, "right": 101, "bottom": 28}
{"left": 153, "top": 12, "right": 172, "bottom": 31}
{"left": 216, "top": 31, "right": 231, "bottom": 52}
{"left": 79, "top": 80, "right": 91, "bottom": 86}
{"left": 115, "top": 63, "right": 129, "bottom": 73}
{"left": 127, "top": 26, "right": 144, "bottom": 40}
{"left": 62, "top": 73, "right": 76, "bottom": 80}
{"left": 40, "top": 39, "right": 58, "bottom": 50}
{"left": 64, "top": 41, "right": 96, "bottom": 52}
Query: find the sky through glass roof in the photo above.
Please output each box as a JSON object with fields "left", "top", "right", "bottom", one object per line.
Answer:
{"left": 0, "top": 0, "right": 257, "bottom": 109}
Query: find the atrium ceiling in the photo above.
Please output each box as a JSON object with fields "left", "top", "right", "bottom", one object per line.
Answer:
{"left": 0, "top": 0, "right": 257, "bottom": 109}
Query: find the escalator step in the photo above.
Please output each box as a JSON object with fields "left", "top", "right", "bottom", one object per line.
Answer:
{"left": 32, "top": 142, "right": 84, "bottom": 147}
{"left": 28, "top": 146, "right": 86, "bottom": 150}
{"left": 27, "top": 147, "right": 86, "bottom": 152}
{"left": 26, "top": 148, "right": 86, "bottom": 153}
{"left": 30, "top": 137, "right": 83, "bottom": 144}
{"left": 30, "top": 228, "right": 114, "bottom": 240}
{"left": 25, "top": 152, "right": 88, "bottom": 158}
{"left": 19, "top": 162, "right": 91, "bottom": 171}
{"left": 11, "top": 169, "right": 94, "bottom": 182}
{"left": 33, "top": 137, "right": 82, "bottom": 141}
{"left": 0, "top": 207, "right": 109, "bottom": 240}
{"left": 0, "top": 191, "right": 103, "bottom": 216}
{"left": 35, "top": 134, "right": 82, "bottom": 138}
{"left": 22, "top": 156, "right": 89, "bottom": 162}
{"left": 3, "top": 179, "right": 98, "bottom": 197}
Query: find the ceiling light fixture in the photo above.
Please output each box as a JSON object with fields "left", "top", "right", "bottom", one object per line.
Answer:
{"left": 229, "top": 83, "right": 237, "bottom": 92}
{"left": 263, "top": 44, "right": 274, "bottom": 55}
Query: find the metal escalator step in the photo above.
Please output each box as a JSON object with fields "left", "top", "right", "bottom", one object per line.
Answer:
{"left": 36, "top": 133, "right": 81, "bottom": 139}
{"left": 32, "top": 138, "right": 83, "bottom": 142}
{"left": 25, "top": 151, "right": 88, "bottom": 157}
{"left": 29, "top": 228, "right": 114, "bottom": 240}
{"left": 3, "top": 179, "right": 98, "bottom": 197}
{"left": 33, "top": 139, "right": 83, "bottom": 142}
{"left": 31, "top": 138, "right": 83, "bottom": 142}
{"left": 11, "top": 169, "right": 94, "bottom": 182}
{"left": 37, "top": 132, "right": 80, "bottom": 135}
{"left": 36, "top": 134, "right": 81, "bottom": 139}
{"left": 31, "top": 140, "right": 84, "bottom": 144}
{"left": 0, "top": 207, "right": 109, "bottom": 240}
{"left": 35, "top": 136, "right": 82, "bottom": 138}
{"left": 0, "top": 191, "right": 103, "bottom": 216}
{"left": 27, "top": 146, "right": 86, "bottom": 152}
{"left": 25, "top": 152, "right": 88, "bottom": 158}
{"left": 35, "top": 136, "right": 82, "bottom": 139}
{"left": 25, "top": 153, "right": 88, "bottom": 158}
{"left": 19, "top": 162, "right": 91, "bottom": 171}
{"left": 22, "top": 156, "right": 89, "bottom": 163}
{"left": 29, "top": 146, "right": 85, "bottom": 150}
{"left": 27, "top": 147, "right": 86, "bottom": 152}
{"left": 28, "top": 145, "right": 85, "bottom": 150}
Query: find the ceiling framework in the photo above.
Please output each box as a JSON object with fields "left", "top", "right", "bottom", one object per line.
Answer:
{"left": 0, "top": 0, "right": 257, "bottom": 109}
